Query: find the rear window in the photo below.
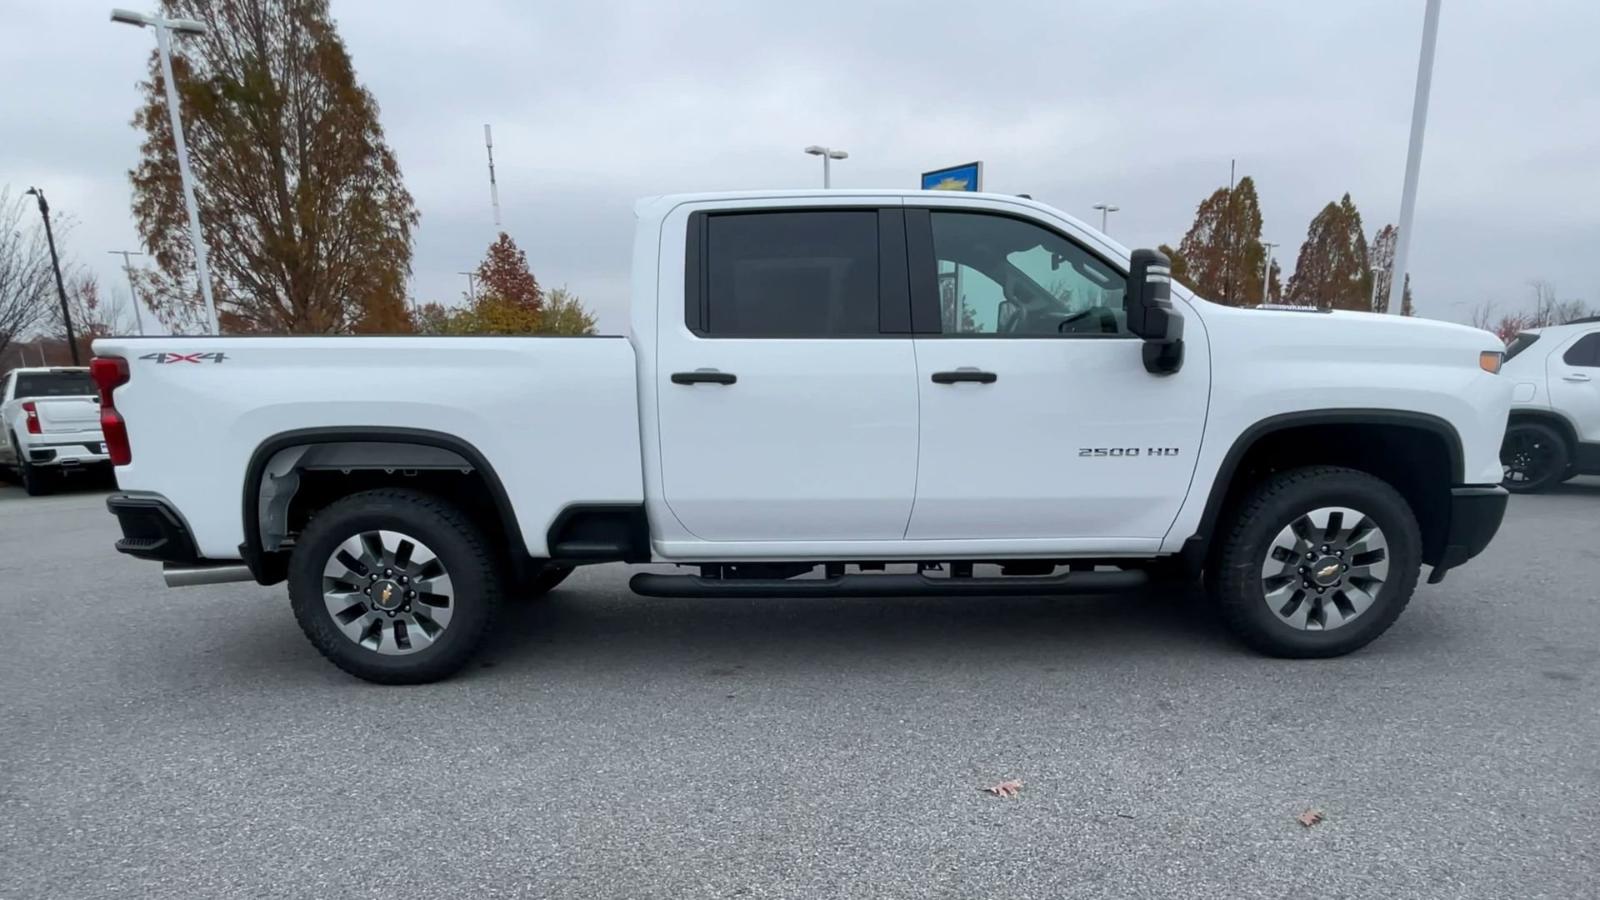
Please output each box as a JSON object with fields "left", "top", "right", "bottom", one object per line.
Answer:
{"left": 1503, "top": 332, "right": 1540, "bottom": 362}
{"left": 13, "top": 371, "right": 96, "bottom": 398}
{"left": 701, "top": 210, "right": 879, "bottom": 337}
{"left": 1564, "top": 333, "right": 1600, "bottom": 367}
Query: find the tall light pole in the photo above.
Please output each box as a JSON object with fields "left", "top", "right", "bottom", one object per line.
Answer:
{"left": 107, "top": 250, "right": 148, "bottom": 335}
{"left": 1388, "top": 0, "right": 1442, "bottom": 317}
{"left": 1261, "top": 240, "right": 1279, "bottom": 304}
{"left": 1091, "top": 203, "right": 1120, "bottom": 234}
{"left": 804, "top": 145, "right": 848, "bottom": 188}
{"left": 24, "top": 188, "right": 79, "bottom": 366}
{"left": 458, "top": 271, "right": 478, "bottom": 300}
{"left": 111, "top": 8, "right": 219, "bottom": 334}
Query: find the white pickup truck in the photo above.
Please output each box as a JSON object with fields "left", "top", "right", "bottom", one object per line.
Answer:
{"left": 92, "top": 190, "right": 1512, "bottom": 684}
{"left": 1, "top": 366, "right": 111, "bottom": 495}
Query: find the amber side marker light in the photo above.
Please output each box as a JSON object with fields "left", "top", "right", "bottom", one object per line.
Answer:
{"left": 1480, "top": 351, "right": 1502, "bottom": 374}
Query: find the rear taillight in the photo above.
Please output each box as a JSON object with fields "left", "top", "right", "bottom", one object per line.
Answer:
{"left": 21, "top": 401, "right": 40, "bottom": 434}
{"left": 90, "top": 357, "right": 131, "bottom": 465}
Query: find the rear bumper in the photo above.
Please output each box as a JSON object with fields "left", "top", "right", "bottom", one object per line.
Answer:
{"left": 25, "top": 437, "right": 109, "bottom": 467}
{"left": 1427, "top": 485, "right": 1509, "bottom": 584}
{"left": 106, "top": 493, "right": 201, "bottom": 563}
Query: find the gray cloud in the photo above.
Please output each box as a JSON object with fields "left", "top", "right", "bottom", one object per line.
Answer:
{"left": 5, "top": 0, "right": 1598, "bottom": 333}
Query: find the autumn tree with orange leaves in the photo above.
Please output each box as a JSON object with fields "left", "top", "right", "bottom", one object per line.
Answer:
{"left": 128, "top": 0, "right": 417, "bottom": 334}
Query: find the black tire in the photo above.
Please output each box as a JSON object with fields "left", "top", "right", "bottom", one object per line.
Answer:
{"left": 19, "top": 458, "right": 51, "bottom": 496}
{"left": 1211, "top": 465, "right": 1421, "bottom": 659}
{"left": 289, "top": 489, "right": 503, "bottom": 684}
{"left": 518, "top": 563, "right": 574, "bottom": 600}
{"left": 1500, "top": 421, "right": 1569, "bottom": 493}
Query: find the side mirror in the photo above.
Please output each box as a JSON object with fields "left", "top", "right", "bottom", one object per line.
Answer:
{"left": 1126, "top": 249, "right": 1184, "bottom": 375}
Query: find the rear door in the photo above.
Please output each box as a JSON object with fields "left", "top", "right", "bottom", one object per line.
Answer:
{"left": 1549, "top": 330, "right": 1600, "bottom": 444}
{"left": 654, "top": 204, "right": 921, "bottom": 541}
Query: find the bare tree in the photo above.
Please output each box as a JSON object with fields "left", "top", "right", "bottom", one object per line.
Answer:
{"left": 0, "top": 186, "right": 55, "bottom": 363}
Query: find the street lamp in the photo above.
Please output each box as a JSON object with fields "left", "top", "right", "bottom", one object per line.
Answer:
{"left": 458, "top": 271, "right": 478, "bottom": 300}
{"left": 24, "top": 188, "right": 80, "bottom": 365}
{"left": 108, "top": 250, "right": 148, "bottom": 335}
{"left": 1092, "top": 203, "right": 1120, "bottom": 234}
{"left": 111, "top": 8, "right": 219, "bottom": 334}
{"left": 1388, "top": 0, "right": 1442, "bottom": 316}
{"left": 804, "top": 145, "right": 848, "bottom": 188}
{"left": 1261, "top": 240, "right": 1279, "bottom": 304}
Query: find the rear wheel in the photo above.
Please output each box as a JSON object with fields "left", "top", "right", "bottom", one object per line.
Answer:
{"left": 1212, "top": 466, "right": 1421, "bottom": 658}
{"left": 1501, "top": 421, "right": 1569, "bottom": 493}
{"left": 289, "top": 489, "right": 502, "bottom": 684}
{"left": 19, "top": 458, "right": 51, "bottom": 496}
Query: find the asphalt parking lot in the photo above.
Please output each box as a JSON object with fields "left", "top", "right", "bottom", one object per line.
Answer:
{"left": 2, "top": 477, "right": 1597, "bottom": 899}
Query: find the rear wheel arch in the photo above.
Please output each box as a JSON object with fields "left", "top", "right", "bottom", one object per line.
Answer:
{"left": 1506, "top": 409, "right": 1579, "bottom": 455}
{"left": 1187, "top": 410, "right": 1463, "bottom": 571}
{"left": 240, "top": 427, "right": 528, "bottom": 585}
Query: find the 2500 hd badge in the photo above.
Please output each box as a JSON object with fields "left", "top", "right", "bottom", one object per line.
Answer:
{"left": 1078, "top": 447, "right": 1182, "bottom": 457}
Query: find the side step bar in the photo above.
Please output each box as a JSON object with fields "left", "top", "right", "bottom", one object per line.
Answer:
{"left": 630, "top": 569, "right": 1148, "bottom": 599}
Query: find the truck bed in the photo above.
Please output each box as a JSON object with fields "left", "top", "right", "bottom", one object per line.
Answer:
{"left": 91, "top": 336, "right": 645, "bottom": 559}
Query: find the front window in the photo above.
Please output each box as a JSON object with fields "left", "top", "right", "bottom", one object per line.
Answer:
{"left": 930, "top": 211, "right": 1129, "bottom": 337}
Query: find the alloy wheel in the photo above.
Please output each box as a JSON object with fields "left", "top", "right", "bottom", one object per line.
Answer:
{"left": 1260, "top": 506, "right": 1389, "bottom": 632}
{"left": 321, "top": 529, "right": 454, "bottom": 655}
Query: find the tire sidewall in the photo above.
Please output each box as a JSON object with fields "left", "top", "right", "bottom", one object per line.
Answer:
{"left": 289, "top": 492, "right": 497, "bottom": 682}
{"left": 1220, "top": 471, "right": 1420, "bottom": 656}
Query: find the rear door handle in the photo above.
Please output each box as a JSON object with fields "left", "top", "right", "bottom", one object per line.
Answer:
{"left": 1562, "top": 373, "right": 1592, "bottom": 382}
{"left": 931, "top": 369, "right": 997, "bottom": 385}
{"left": 671, "top": 370, "right": 737, "bottom": 386}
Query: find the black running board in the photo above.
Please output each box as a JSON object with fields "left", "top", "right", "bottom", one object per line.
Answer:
{"left": 629, "top": 569, "right": 1148, "bottom": 599}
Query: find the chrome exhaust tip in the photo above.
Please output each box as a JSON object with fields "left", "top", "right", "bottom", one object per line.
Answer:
{"left": 162, "top": 563, "right": 255, "bottom": 588}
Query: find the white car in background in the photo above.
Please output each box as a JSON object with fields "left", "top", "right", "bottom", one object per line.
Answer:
{"left": 1500, "top": 318, "right": 1600, "bottom": 492}
{"left": 0, "top": 366, "right": 111, "bottom": 495}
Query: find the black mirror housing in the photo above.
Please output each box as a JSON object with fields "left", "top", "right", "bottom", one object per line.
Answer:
{"left": 1127, "top": 249, "right": 1184, "bottom": 375}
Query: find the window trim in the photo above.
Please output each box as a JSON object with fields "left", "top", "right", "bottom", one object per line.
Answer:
{"left": 906, "top": 206, "right": 1138, "bottom": 340}
{"left": 1561, "top": 332, "right": 1600, "bottom": 368}
{"left": 682, "top": 206, "right": 913, "bottom": 340}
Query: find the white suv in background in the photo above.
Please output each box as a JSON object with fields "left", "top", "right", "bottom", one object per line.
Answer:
{"left": 1500, "top": 318, "right": 1600, "bottom": 492}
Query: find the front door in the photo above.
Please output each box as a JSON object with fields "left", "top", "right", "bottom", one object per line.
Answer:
{"left": 905, "top": 207, "right": 1208, "bottom": 543}
{"left": 655, "top": 206, "right": 921, "bottom": 542}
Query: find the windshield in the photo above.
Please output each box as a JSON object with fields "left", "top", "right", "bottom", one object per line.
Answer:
{"left": 13, "top": 371, "right": 96, "bottom": 399}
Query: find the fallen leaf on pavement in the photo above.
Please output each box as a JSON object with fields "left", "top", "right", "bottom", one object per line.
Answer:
{"left": 1297, "top": 809, "right": 1325, "bottom": 828}
{"left": 983, "top": 779, "right": 1023, "bottom": 798}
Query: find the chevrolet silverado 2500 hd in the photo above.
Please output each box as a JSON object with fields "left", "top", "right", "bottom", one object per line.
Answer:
{"left": 92, "top": 190, "right": 1512, "bottom": 684}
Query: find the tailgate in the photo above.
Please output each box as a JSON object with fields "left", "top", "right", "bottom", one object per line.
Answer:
{"left": 36, "top": 397, "right": 101, "bottom": 433}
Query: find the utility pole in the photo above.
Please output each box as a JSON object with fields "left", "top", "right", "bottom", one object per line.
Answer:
{"left": 25, "top": 188, "right": 79, "bottom": 365}
{"left": 458, "top": 271, "right": 477, "bottom": 300}
{"left": 484, "top": 124, "right": 502, "bottom": 229}
{"left": 107, "top": 250, "right": 148, "bottom": 335}
{"left": 111, "top": 8, "right": 219, "bottom": 333}
{"left": 1261, "top": 241, "right": 1279, "bottom": 304}
{"left": 1388, "top": 0, "right": 1442, "bottom": 316}
{"left": 1222, "top": 158, "right": 1236, "bottom": 303}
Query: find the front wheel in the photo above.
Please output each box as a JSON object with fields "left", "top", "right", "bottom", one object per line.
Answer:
{"left": 289, "top": 489, "right": 503, "bottom": 684}
{"left": 1211, "top": 466, "right": 1421, "bottom": 658}
{"left": 1500, "top": 421, "right": 1569, "bottom": 493}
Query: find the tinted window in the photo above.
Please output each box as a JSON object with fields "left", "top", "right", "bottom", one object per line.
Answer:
{"left": 1564, "top": 333, "right": 1600, "bottom": 367}
{"left": 929, "top": 212, "right": 1129, "bottom": 336}
{"left": 703, "top": 211, "right": 879, "bottom": 337}
{"left": 14, "top": 371, "right": 95, "bottom": 398}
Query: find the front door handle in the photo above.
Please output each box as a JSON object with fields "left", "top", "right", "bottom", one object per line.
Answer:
{"left": 671, "top": 369, "right": 737, "bottom": 386}
{"left": 930, "top": 369, "right": 998, "bottom": 385}
{"left": 1562, "top": 373, "right": 1592, "bottom": 382}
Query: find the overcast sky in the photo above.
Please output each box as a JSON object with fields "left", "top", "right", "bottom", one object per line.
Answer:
{"left": 4, "top": 0, "right": 1598, "bottom": 333}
